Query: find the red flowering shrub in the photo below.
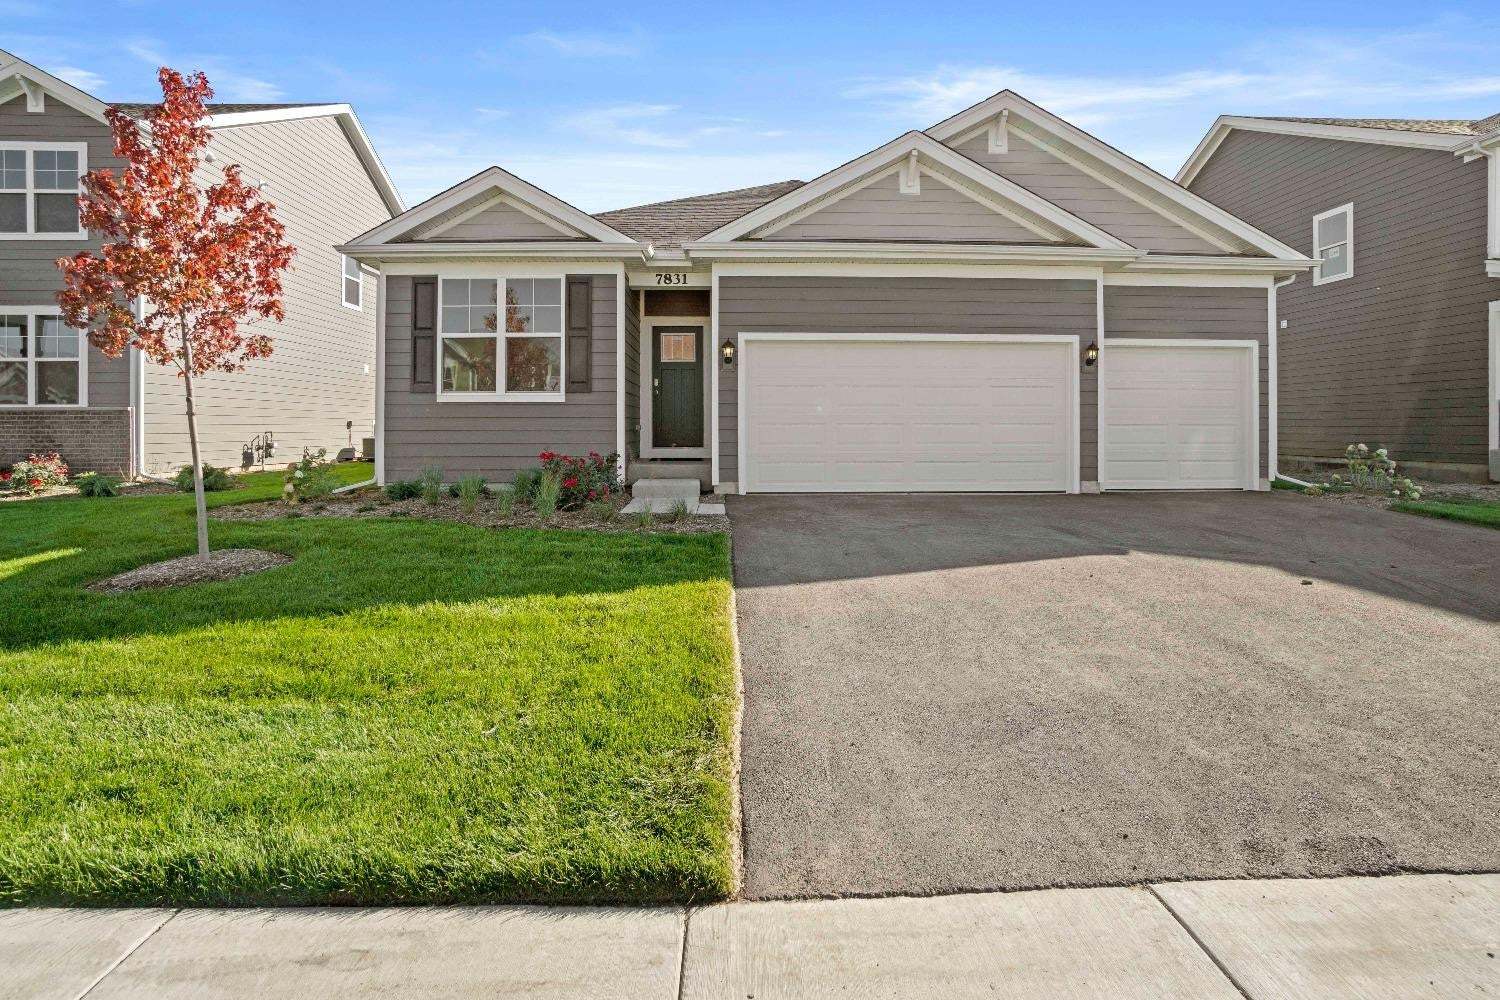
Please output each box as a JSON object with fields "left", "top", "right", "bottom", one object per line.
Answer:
{"left": 5, "top": 452, "right": 69, "bottom": 495}
{"left": 535, "top": 451, "right": 621, "bottom": 510}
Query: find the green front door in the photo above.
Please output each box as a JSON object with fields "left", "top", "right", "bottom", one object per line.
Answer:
{"left": 652, "top": 326, "right": 704, "bottom": 448}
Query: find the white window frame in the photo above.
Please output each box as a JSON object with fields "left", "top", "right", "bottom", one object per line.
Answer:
{"left": 341, "top": 254, "right": 363, "bottom": 310}
{"left": 1311, "top": 203, "right": 1353, "bottom": 286}
{"left": 0, "top": 306, "right": 89, "bottom": 409}
{"left": 0, "top": 141, "right": 88, "bottom": 240}
{"left": 435, "top": 271, "right": 567, "bottom": 403}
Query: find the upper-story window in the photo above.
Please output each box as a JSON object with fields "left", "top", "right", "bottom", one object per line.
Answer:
{"left": 0, "top": 143, "right": 87, "bottom": 238}
{"left": 341, "top": 254, "right": 363, "bottom": 310}
{"left": 0, "top": 310, "right": 85, "bottom": 407}
{"left": 1312, "top": 203, "right": 1353, "bottom": 285}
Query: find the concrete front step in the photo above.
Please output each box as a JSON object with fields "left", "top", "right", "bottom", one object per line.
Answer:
{"left": 627, "top": 460, "right": 711, "bottom": 489}
{"left": 631, "top": 478, "right": 700, "bottom": 500}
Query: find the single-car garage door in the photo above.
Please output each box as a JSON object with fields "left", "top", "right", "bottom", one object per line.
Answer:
{"left": 1099, "top": 340, "right": 1257, "bottom": 490}
{"left": 740, "top": 335, "right": 1076, "bottom": 492}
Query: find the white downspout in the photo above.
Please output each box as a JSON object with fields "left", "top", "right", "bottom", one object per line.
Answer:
{"left": 1270, "top": 274, "right": 1297, "bottom": 484}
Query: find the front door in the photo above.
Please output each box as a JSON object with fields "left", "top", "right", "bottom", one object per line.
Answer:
{"left": 652, "top": 326, "right": 704, "bottom": 448}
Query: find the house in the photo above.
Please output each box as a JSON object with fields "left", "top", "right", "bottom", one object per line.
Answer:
{"left": 1178, "top": 114, "right": 1500, "bottom": 482}
{"left": 0, "top": 49, "right": 403, "bottom": 479}
{"left": 341, "top": 90, "right": 1315, "bottom": 496}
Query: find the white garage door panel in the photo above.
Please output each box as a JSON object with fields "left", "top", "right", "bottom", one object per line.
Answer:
{"left": 743, "top": 338, "right": 1074, "bottom": 492}
{"left": 1101, "top": 343, "right": 1254, "bottom": 490}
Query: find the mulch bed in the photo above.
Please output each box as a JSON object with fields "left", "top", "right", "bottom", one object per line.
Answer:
{"left": 209, "top": 487, "right": 729, "bottom": 535}
{"left": 1288, "top": 473, "right": 1500, "bottom": 511}
{"left": 88, "top": 548, "right": 293, "bottom": 594}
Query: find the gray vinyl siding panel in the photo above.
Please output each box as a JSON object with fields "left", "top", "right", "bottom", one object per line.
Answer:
{"left": 624, "top": 290, "right": 641, "bottom": 458}
{"left": 1103, "top": 286, "right": 1270, "bottom": 479}
{"left": 0, "top": 95, "right": 132, "bottom": 415}
{"left": 383, "top": 273, "right": 617, "bottom": 481}
{"left": 952, "top": 131, "right": 1222, "bottom": 254}
{"left": 139, "top": 116, "right": 391, "bottom": 473}
{"left": 764, "top": 171, "right": 1049, "bottom": 243}
{"left": 716, "top": 276, "right": 1097, "bottom": 486}
{"left": 405, "top": 194, "right": 583, "bottom": 242}
{"left": 1189, "top": 130, "right": 1496, "bottom": 468}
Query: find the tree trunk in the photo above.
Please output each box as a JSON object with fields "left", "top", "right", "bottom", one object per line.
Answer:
{"left": 180, "top": 331, "right": 210, "bottom": 558}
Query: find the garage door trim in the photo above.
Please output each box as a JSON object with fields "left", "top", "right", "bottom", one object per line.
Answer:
{"left": 1098, "top": 337, "right": 1259, "bottom": 491}
{"left": 736, "top": 332, "right": 1081, "bottom": 495}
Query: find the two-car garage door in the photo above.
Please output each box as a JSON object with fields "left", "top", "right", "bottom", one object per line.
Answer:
{"left": 737, "top": 335, "right": 1256, "bottom": 493}
{"left": 741, "top": 337, "right": 1076, "bottom": 492}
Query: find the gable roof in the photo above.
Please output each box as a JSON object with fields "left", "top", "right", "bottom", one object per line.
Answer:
{"left": 690, "top": 130, "right": 1137, "bottom": 251}
{"left": 595, "top": 180, "right": 805, "bottom": 249}
{"left": 925, "top": 90, "right": 1304, "bottom": 261}
{"left": 0, "top": 48, "right": 402, "bottom": 216}
{"left": 1177, "top": 113, "right": 1499, "bottom": 186}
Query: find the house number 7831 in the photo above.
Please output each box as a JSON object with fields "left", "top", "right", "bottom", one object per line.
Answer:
{"left": 655, "top": 272, "right": 689, "bottom": 285}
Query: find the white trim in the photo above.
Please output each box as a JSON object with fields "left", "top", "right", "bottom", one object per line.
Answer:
{"left": 710, "top": 269, "right": 721, "bottom": 486}
{"left": 349, "top": 165, "right": 637, "bottom": 247}
{"left": 1487, "top": 152, "right": 1499, "bottom": 262}
{"left": 1489, "top": 300, "right": 1499, "bottom": 469}
{"left": 340, "top": 254, "right": 363, "bottom": 310}
{"left": 0, "top": 306, "right": 88, "bottom": 409}
{"left": 1270, "top": 275, "right": 1296, "bottom": 482}
{"left": 413, "top": 190, "right": 588, "bottom": 242}
{"left": 342, "top": 242, "right": 646, "bottom": 263}
{"left": 693, "top": 130, "right": 1135, "bottom": 251}
{"left": 734, "top": 331, "right": 1081, "bottom": 496}
{"left": 0, "top": 140, "right": 88, "bottom": 240}
{"left": 434, "top": 274, "right": 567, "bottom": 403}
{"left": 1118, "top": 256, "right": 1311, "bottom": 275}
{"left": 616, "top": 274, "right": 626, "bottom": 479}
{"left": 375, "top": 271, "right": 387, "bottom": 484}
{"left": 378, "top": 259, "right": 632, "bottom": 277}
{"left": 640, "top": 316, "right": 711, "bottom": 458}
{"left": 924, "top": 92, "right": 1306, "bottom": 261}
{"left": 0, "top": 50, "right": 111, "bottom": 125}
{"left": 1105, "top": 271, "right": 1275, "bottom": 287}
{"left": 712, "top": 261, "right": 1107, "bottom": 281}
{"left": 691, "top": 242, "right": 1139, "bottom": 264}
{"left": 1311, "top": 203, "right": 1354, "bottom": 286}
{"left": 1098, "top": 338, "right": 1260, "bottom": 491}
{"left": 1178, "top": 116, "right": 1476, "bottom": 186}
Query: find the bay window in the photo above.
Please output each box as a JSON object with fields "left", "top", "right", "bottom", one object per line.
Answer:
{"left": 0, "top": 142, "right": 86, "bottom": 237}
{"left": 0, "top": 311, "right": 85, "bottom": 407}
{"left": 438, "top": 275, "right": 565, "bottom": 399}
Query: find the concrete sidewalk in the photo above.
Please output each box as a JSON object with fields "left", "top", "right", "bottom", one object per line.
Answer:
{"left": 4, "top": 874, "right": 1497, "bottom": 999}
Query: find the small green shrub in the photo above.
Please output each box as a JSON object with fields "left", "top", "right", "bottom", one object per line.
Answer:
{"left": 1331, "top": 443, "right": 1421, "bottom": 502}
{"left": 419, "top": 466, "right": 444, "bottom": 505}
{"left": 174, "top": 463, "right": 235, "bottom": 492}
{"left": 533, "top": 471, "right": 562, "bottom": 521}
{"left": 356, "top": 502, "right": 377, "bottom": 513}
{"left": 456, "top": 475, "right": 487, "bottom": 514}
{"left": 633, "top": 509, "right": 655, "bottom": 530}
{"left": 282, "top": 448, "right": 336, "bottom": 504}
{"left": 535, "top": 451, "right": 622, "bottom": 511}
{"left": 73, "top": 472, "right": 121, "bottom": 498}
{"left": 586, "top": 498, "right": 618, "bottom": 523}
{"left": 511, "top": 469, "right": 538, "bottom": 503}
{"left": 668, "top": 499, "right": 691, "bottom": 523}
{"left": 384, "top": 479, "right": 421, "bottom": 501}
{"left": 496, "top": 488, "right": 517, "bottom": 518}
{"left": 5, "top": 452, "right": 70, "bottom": 495}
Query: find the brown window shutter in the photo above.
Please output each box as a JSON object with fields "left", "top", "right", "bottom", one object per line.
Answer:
{"left": 411, "top": 276, "right": 437, "bottom": 392}
{"left": 566, "top": 276, "right": 593, "bottom": 393}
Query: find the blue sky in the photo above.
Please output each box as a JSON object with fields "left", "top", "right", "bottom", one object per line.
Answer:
{"left": 7, "top": 2, "right": 1500, "bottom": 212}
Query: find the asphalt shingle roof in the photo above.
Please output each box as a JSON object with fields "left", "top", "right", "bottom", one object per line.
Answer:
{"left": 1247, "top": 114, "right": 1500, "bottom": 137}
{"left": 593, "top": 180, "right": 805, "bottom": 247}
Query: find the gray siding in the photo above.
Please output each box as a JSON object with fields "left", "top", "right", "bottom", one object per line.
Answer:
{"left": 763, "top": 171, "right": 1051, "bottom": 243}
{"left": 141, "top": 116, "right": 392, "bottom": 473}
{"left": 0, "top": 95, "right": 131, "bottom": 417}
{"left": 1103, "top": 285, "right": 1270, "bottom": 479}
{"left": 1189, "top": 129, "right": 1497, "bottom": 470}
{"left": 952, "top": 130, "right": 1221, "bottom": 254}
{"left": 716, "top": 276, "right": 1098, "bottom": 486}
{"left": 383, "top": 273, "right": 618, "bottom": 482}
{"left": 624, "top": 289, "right": 641, "bottom": 458}
{"left": 404, "top": 192, "right": 583, "bottom": 242}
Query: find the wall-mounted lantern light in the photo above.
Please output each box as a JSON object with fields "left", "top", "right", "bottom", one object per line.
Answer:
{"left": 721, "top": 339, "right": 736, "bottom": 367}
{"left": 1084, "top": 341, "right": 1099, "bottom": 367}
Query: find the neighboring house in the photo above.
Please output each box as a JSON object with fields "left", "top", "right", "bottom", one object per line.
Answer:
{"left": 1179, "top": 115, "right": 1500, "bottom": 482}
{"left": 0, "top": 49, "right": 403, "bottom": 478}
{"left": 341, "top": 90, "right": 1314, "bottom": 496}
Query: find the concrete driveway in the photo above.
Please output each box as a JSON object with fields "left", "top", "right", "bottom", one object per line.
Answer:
{"left": 729, "top": 492, "right": 1500, "bottom": 900}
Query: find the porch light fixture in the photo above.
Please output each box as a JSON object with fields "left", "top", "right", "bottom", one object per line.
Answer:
{"left": 1084, "top": 341, "right": 1099, "bottom": 367}
{"left": 721, "top": 339, "right": 736, "bottom": 367}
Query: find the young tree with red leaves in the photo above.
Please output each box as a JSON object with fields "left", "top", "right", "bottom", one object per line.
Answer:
{"left": 57, "top": 67, "right": 295, "bottom": 557}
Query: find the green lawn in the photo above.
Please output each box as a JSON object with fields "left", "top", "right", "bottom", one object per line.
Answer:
{"left": 0, "top": 467, "right": 736, "bottom": 906}
{"left": 1391, "top": 499, "right": 1500, "bottom": 530}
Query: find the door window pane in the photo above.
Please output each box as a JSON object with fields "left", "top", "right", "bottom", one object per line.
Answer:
{"left": 441, "top": 337, "right": 497, "bottom": 392}
{"left": 661, "top": 333, "right": 696, "bottom": 362}
{"left": 505, "top": 337, "right": 561, "bottom": 392}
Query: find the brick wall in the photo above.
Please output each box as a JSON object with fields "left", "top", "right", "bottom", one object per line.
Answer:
{"left": 1, "top": 408, "right": 134, "bottom": 477}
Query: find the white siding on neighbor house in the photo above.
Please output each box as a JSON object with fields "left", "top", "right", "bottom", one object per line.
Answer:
{"left": 760, "top": 170, "right": 1055, "bottom": 244}
{"left": 951, "top": 130, "right": 1223, "bottom": 254}
{"left": 141, "top": 115, "right": 392, "bottom": 474}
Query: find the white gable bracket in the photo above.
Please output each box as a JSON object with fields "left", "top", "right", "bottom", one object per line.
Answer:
{"left": 899, "top": 150, "right": 921, "bottom": 194}
{"left": 987, "top": 110, "right": 1009, "bottom": 155}
{"left": 17, "top": 77, "right": 43, "bottom": 113}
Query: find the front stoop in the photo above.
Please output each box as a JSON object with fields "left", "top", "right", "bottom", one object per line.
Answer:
{"left": 621, "top": 497, "right": 726, "bottom": 515}
{"left": 630, "top": 478, "right": 701, "bottom": 500}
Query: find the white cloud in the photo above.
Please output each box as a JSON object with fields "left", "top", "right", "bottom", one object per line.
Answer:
{"left": 46, "top": 65, "right": 107, "bottom": 92}
{"left": 560, "top": 103, "right": 689, "bottom": 149}
{"left": 124, "top": 38, "right": 284, "bottom": 102}
{"left": 475, "top": 107, "right": 510, "bottom": 121}
{"left": 518, "top": 30, "right": 640, "bottom": 58}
